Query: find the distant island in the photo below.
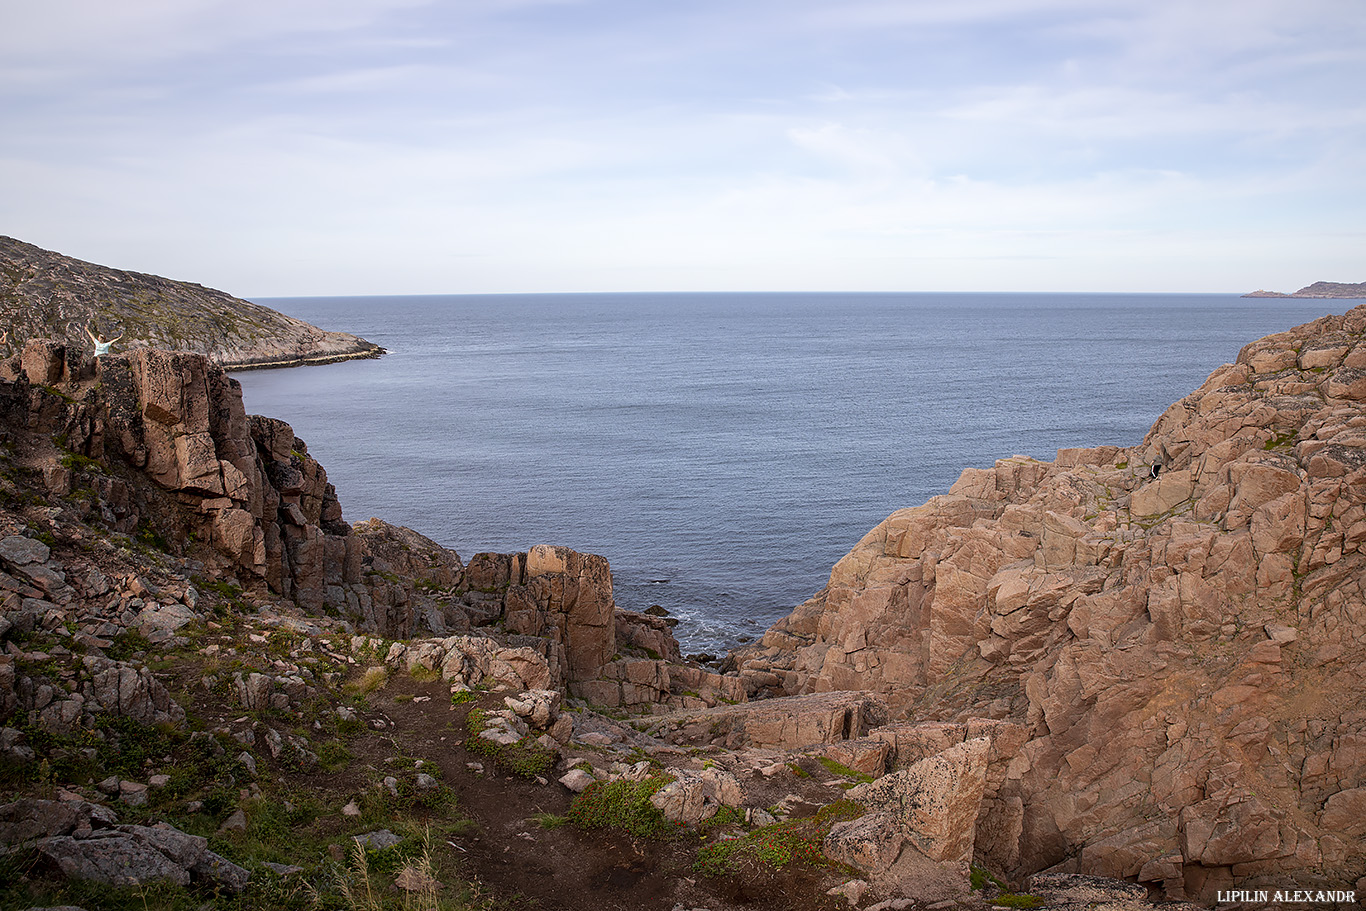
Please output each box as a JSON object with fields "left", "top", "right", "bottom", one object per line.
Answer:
{"left": 0, "top": 235, "right": 383, "bottom": 369}
{"left": 1243, "top": 280, "right": 1366, "bottom": 299}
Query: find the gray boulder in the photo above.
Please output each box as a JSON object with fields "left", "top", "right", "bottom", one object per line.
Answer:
{"left": 0, "top": 799, "right": 116, "bottom": 845}
{"left": 0, "top": 535, "right": 50, "bottom": 565}
{"left": 38, "top": 831, "right": 192, "bottom": 886}
{"left": 648, "top": 767, "right": 743, "bottom": 825}
{"left": 0, "top": 801, "right": 252, "bottom": 893}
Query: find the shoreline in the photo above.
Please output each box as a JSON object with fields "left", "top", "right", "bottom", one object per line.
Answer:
{"left": 221, "top": 343, "right": 386, "bottom": 371}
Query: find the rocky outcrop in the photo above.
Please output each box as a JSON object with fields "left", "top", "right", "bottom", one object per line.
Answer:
{"left": 0, "top": 798, "right": 249, "bottom": 891}
{"left": 425, "top": 546, "right": 742, "bottom": 706}
{"left": 4, "top": 341, "right": 412, "bottom": 625}
{"left": 2, "top": 341, "right": 743, "bottom": 728}
{"left": 10, "top": 296, "right": 1363, "bottom": 907}
{"left": 0, "top": 235, "right": 382, "bottom": 369}
{"left": 824, "top": 738, "right": 990, "bottom": 898}
{"left": 733, "top": 304, "right": 1366, "bottom": 900}
{"left": 5, "top": 340, "right": 746, "bottom": 713}
{"left": 647, "top": 691, "right": 885, "bottom": 751}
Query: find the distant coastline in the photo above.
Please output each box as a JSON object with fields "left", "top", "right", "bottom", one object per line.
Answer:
{"left": 1243, "top": 280, "right": 1366, "bottom": 299}
{"left": 0, "top": 235, "right": 383, "bottom": 370}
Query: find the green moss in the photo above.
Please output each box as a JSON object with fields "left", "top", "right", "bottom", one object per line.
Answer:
{"left": 992, "top": 895, "right": 1044, "bottom": 908}
{"left": 58, "top": 452, "right": 104, "bottom": 473}
{"left": 23, "top": 525, "right": 57, "bottom": 548}
{"left": 102, "top": 629, "right": 154, "bottom": 661}
{"left": 1263, "top": 429, "right": 1298, "bottom": 451}
{"left": 972, "top": 864, "right": 1007, "bottom": 891}
{"left": 408, "top": 665, "right": 441, "bottom": 683}
{"left": 816, "top": 756, "right": 873, "bottom": 784}
{"left": 135, "top": 522, "right": 170, "bottom": 552}
{"left": 12, "top": 710, "right": 242, "bottom": 804}
{"left": 193, "top": 575, "right": 250, "bottom": 615}
{"left": 316, "top": 740, "right": 352, "bottom": 772}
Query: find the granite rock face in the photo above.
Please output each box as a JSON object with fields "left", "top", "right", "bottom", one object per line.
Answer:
{"left": 733, "top": 304, "right": 1366, "bottom": 900}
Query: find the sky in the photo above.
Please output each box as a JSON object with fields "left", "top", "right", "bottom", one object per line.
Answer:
{"left": 1, "top": 0, "right": 1363, "bottom": 295}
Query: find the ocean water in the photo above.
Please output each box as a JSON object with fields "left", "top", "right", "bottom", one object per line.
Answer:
{"left": 235, "top": 293, "right": 1335, "bottom": 654}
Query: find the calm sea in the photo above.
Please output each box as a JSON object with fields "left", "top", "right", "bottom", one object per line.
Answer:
{"left": 236, "top": 293, "right": 1336, "bottom": 654}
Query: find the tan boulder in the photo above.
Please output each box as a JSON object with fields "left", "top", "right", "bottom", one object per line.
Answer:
{"left": 1319, "top": 787, "right": 1366, "bottom": 837}
{"left": 661, "top": 691, "right": 887, "bottom": 751}
{"left": 823, "top": 813, "right": 904, "bottom": 875}
{"left": 509, "top": 545, "right": 616, "bottom": 683}
{"left": 1327, "top": 367, "right": 1366, "bottom": 401}
{"left": 648, "top": 768, "right": 742, "bottom": 824}
{"left": 1179, "top": 790, "right": 1286, "bottom": 866}
{"left": 21, "top": 340, "right": 71, "bottom": 385}
{"left": 1131, "top": 469, "right": 1194, "bottom": 516}
{"left": 845, "top": 737, "right": 989, "bottom": 863}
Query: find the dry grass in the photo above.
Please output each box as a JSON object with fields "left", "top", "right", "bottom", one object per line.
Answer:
{"left": 346, "top": 666, "right": 389, "bottom": 696}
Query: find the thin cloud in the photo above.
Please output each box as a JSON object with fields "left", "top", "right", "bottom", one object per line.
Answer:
{"left": 0, "top": 0, "right": 1361, "bottom": 294}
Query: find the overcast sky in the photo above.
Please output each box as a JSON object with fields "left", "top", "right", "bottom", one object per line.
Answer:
{"left": 2, "top": 0, "right": 1363, "bottom": 295}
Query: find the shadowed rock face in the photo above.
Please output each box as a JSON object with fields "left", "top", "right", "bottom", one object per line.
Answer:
{"left": 0, "top": 235, "right": 382, "bottom": 369}
{"left": 733, "top": 304, "right": 1366, "bottom": 900}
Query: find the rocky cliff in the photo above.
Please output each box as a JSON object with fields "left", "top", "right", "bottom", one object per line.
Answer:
{"left": 0, "top": 338, "right": 737, "bottom": 708}
{"left": 732, "top": 305, "right": 1366, "bottom": 900}
{"left": 1243, "top": 282, "right": 1366, "bottom": 300}
{"left": 0, "top": 236, "right": 382, "bottom": 369}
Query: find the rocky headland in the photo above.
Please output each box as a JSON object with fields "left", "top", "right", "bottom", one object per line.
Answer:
{"left": 0, "top": 236, "right": 383, "bottom": 369}
{"left": 0, "top": 306, "right": 1363, "bottom": 910}
{"left": 1243, "top": 282, "right": 1366, "bottom": 300}
{"left": 732, "top": 304, "right": 1366, "bottom": 902}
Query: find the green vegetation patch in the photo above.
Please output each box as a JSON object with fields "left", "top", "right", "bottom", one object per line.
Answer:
{"left": 1263, "top": 428, "right": 1298, "bottom": 451}
{"left": 566, "top": 774, "right": 678, "bottom": 839}
{"left": 816, "top": 756, "right": 874, "bottom": 784}
{"left": 461, "top": 708, "right": 556, "bottom": 780}
{"left": 58, "top": 451, "right": 105, "bottom": 473}
{"left": 972, "top": 864, "right": 1007, "bottom": 891}
{"left": 694, "top": 800, "right": 864, "bottom": 877}
{"left": 12, "top": 710, "right": 243, "bottom": 798}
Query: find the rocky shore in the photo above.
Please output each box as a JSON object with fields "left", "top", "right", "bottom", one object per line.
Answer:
{"left": 0, "top": 306, "right": 1363, "bottom": 910}
{"left": 0, "top": 236, "right": 383, "bottom": 370}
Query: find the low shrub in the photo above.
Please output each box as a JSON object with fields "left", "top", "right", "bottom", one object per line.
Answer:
{"left": 694, "top": 800, "right": 864, "bottom": 876}
{"left": 566, "top": 775, "right": 677, "bottom": 839}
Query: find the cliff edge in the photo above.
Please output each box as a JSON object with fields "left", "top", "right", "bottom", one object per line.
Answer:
{"left": 732, "top": 304, "right": 1366, "bottom": 900}
{"left": 0, "top": 236, "right": 382, "bottom": 369}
